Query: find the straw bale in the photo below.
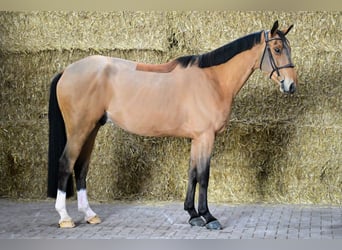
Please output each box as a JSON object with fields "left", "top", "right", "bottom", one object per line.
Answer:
{"left": 210, "top": 123, "right": 342, "bottom": 204}
{"left": 0, "top": 11, "right": 171, "bottom": 53}
{"left": 170, "top": 11, "right": 341, "bottom": 55}
{"left": 0, "top": 121, "right": 48, "bottom": 199}
{"left": 0, "top": 11, "right": 341, "bottom": 204}
{"left": 86, "top": 124, "right": 190, "bottom": 201}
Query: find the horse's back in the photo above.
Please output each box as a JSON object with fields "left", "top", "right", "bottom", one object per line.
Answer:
{"left": 63, "top": 55, "right": 136, "bottom": 77}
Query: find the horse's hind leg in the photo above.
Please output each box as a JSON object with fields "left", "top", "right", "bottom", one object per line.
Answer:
{"left": 55, "top": 144, "right": 80, "bottom": 228}
{"left": 55, "top": 123, "right": 97, "bottom": 228}
{"left": 74, "top": 124, "right": 102, "bottom": 224}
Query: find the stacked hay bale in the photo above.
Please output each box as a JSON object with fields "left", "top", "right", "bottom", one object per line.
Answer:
{"left": 0, "top": 11, "right": 341, "bottom": 204}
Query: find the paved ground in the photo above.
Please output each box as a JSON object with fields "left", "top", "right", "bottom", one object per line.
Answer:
{"left": 0, "top": 199, "right": 341, "bottom": 239}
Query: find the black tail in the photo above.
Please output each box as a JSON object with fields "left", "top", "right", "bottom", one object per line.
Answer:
{"left": 47, "top": 72, "right": 74, "bottom": 198}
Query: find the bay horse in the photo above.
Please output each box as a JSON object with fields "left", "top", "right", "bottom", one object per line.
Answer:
{"left": 48, "top": 21, "right": 297, "bottom": 229}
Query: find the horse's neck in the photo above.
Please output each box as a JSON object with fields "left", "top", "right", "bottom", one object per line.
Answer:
{"left": 209, "top": 43, "right": 263, "bottom": 98}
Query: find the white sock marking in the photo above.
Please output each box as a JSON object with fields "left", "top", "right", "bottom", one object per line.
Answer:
{"left": 55, "top": 189, "right": 72, "bottom": 223}
{"left": 77, "top": 189, "right": 96, "bottom": 221}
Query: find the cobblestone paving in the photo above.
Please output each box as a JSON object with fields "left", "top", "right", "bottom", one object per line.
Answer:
{"left": 0, "top": 199, "right": 341, "bottom": 239}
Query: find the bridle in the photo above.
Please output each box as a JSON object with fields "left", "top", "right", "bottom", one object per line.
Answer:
{"left": 260, "top": 30, "right": 295, "bottom": 79}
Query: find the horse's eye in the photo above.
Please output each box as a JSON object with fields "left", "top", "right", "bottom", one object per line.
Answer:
{"left": 274, "top": 48, "right": 281, "bottom": 54}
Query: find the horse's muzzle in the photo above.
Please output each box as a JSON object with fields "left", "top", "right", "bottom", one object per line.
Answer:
{"left": 289, "top": 82, "right": 296, "bottom": 94}
{"left": 281, "top": 80, "right": 296, "bottom": 94}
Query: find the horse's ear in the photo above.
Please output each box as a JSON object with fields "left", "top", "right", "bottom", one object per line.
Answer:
{"left": 271, "top": 20, "right": 279, "bottom": 37}
{"left": 283, "top": 24, "right": 294, "bottom": 36}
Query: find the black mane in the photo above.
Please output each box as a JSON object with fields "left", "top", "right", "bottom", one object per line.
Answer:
{"left": 176, "top": 31, "right": 263, "bottom": 68}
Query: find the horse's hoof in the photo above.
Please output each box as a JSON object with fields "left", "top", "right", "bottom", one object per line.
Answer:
{"left": 205, "top": 220, "right": 222, "bottom": 230}
{"left": 58, "top": 219, "right": 75, "bottom": 228}
{"left": 189, "top": 217, "right": 205, "bottom": 227}
{"left": 87, "top": 215, "right": 101, "bottom": 224}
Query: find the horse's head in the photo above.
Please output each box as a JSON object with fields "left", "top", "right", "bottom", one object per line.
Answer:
{"left": 260, "top": 21, "right": 297, "bottom": 94}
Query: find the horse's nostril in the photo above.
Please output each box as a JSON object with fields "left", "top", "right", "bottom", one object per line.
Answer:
{"left": 289, "top": 83, "right": 296, "bottom": 94}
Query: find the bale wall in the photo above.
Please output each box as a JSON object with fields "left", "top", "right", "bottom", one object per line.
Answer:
{"left": 0, "top": 11, "right": 341, "bottom": 204}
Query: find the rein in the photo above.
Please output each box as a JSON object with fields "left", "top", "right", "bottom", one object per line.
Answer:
{"left": 260, "top": 31, "right": 295, "bottom": 79}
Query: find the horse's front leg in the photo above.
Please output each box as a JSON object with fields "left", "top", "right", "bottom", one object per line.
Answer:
{"left": 184, "top": 162, "right": 206, "bottom": 227}
{"left": 184, "top": 131, "right": 222, "bottom": 230}
{"left": 197, "top": 157, "right": 222, "bottom": 230}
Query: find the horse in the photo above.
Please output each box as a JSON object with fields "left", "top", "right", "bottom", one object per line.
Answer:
{"left": 47, "top": 20, "right": 297, "bottom": 230}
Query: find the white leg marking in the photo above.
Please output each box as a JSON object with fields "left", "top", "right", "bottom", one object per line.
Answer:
{"left": 77, "top": 189, "right": 97, "bottom": 221}
{"left": 55, "top": 189, "right": 72, "bottom": 223}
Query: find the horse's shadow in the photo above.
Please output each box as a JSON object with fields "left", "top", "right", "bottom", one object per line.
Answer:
{"left": 223, "top": 66, "right": 338, "bottom": 201}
